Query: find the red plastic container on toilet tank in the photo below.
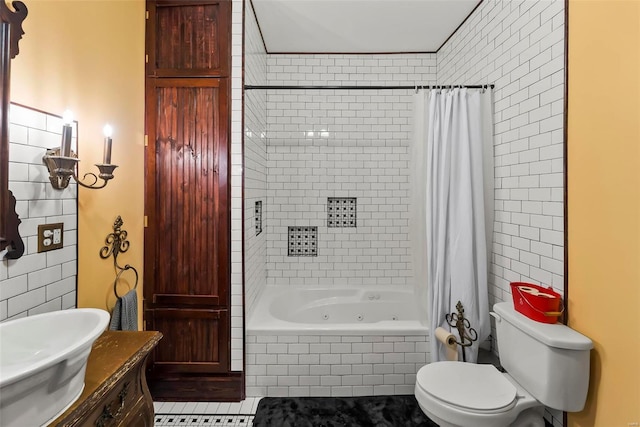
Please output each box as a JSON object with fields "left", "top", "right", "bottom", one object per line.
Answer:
{"left": 510, "top": 282, "right": 563, "bottom": 324}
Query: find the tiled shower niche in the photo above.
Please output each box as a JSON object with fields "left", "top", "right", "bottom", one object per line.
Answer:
{"left": 327, "top": 197, "right": 357, "bottom": 228}
{"left": 255, "top": 201, "right": 262, "bottom": 236}
{"left": 288, "top": 226, "right": 318, "bottom": 257}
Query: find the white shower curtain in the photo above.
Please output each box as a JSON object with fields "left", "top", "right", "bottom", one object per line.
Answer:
{"left": 411, "top": 88, "right": 494, "bottom": 363}
{"left": 410, "top": 90, "right": 430, "bottom": 324}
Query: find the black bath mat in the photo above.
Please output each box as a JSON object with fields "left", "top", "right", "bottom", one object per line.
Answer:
{"left": 252, "top": 395, "right": 438, "bottom": 427}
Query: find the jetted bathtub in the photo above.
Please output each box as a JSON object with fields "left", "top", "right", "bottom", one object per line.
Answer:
{"left": 246, "top": 285, "right": 429, "bottom": 397}
{"left": 248, "top": 285, "right": 428, "bottom": 335}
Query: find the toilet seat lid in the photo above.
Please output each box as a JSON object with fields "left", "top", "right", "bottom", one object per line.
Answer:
{"left": 417, "top": 362, "right": 517, "bottom": 412}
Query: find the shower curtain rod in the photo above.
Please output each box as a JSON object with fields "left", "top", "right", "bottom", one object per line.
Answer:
{"left": 244, "top": 84, "right": 495, "bottom": 90}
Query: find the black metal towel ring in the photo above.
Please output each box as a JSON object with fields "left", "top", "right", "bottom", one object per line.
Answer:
{"left": 100, "top": 216, "right": 138, "bottom": 298}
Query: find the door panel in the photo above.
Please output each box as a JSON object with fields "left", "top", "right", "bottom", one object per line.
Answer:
{"left": 148, "top": 80, "right": 229, "bottom": 300}
{"left": 155, "top": 4, "right": 220, "bottom": 71}
{"left": 147, "top": 0, "right": 230, "bottom": 78}
{"left": 148, "top": 308, "right": 228, "bottom": 374}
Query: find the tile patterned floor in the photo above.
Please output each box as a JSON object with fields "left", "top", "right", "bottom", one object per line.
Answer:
{"left": 154, "top": 398, "right": 262, "bottom": 427}
{"left": 154, "top": 414, "right": 254, "bottom": 427}
{"left": 154, "top": 395, "right": 559, "bottom": 427}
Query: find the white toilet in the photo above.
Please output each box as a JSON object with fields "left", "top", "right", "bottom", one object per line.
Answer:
{"left": 414, "top": 302, "right": 593, "bottom": 427}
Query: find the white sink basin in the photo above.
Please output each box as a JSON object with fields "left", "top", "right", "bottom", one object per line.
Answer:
{"left": 0, "top": 308, "right": 110, "bottom": 427}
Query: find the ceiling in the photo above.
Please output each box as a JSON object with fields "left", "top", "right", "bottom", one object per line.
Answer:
{"left": 251, "top": 0, "right": 481, "bottom": 53}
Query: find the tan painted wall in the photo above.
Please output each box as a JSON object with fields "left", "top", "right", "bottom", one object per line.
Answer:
{"left": 567, "top": 0, "right": 640, "bottom": 425}
{"left": 10, "top": 0, "right": 146, "bottom": 324}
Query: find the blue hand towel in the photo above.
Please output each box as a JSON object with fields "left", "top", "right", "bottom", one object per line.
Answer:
{"left": 109, "top": 289, "right": 138, "bottom": 331}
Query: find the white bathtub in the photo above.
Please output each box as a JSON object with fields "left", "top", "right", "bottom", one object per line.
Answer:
{"left": 248, "top": 285, "right": 428, "bottom": 335}
{"left": 246, "top": 285, "right": 430, "bottom": 397}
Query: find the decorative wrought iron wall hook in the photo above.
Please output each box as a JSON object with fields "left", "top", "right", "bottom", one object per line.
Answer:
{"left": 445, "top": 301, "right": 478, "bottom": 362}
{"left": 100, "top": 215, "right": 138, "bottom": 298}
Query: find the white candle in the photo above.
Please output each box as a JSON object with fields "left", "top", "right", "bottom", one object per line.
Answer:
{"left": 60, "top": 110, "right": 73, "bottom": 157}
{"left": 103, "top": 124, "right": 113, "bottom": 164}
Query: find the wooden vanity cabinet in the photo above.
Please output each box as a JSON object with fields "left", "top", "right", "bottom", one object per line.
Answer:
{"left": 51, "top": 331, "right": 162, "bottom": 427}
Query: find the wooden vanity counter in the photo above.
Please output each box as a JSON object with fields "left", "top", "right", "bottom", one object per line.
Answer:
{"left": 51, "top": 331, "right": 162, "bottom": 427}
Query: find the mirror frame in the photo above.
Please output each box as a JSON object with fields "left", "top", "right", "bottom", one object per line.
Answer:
{"left": 0, "top": 0, "right": 27, "bottom": 257}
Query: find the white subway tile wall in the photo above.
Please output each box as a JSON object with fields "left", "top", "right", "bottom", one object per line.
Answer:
{"left": 264, "top": 54, "right": 436, "bottom": 285}
{"left": 245, "top": 334, "right": 428, "bottom": 398}
{"left": 230, "top": 0, "right": 244, "bottom": 372}
{"left": 437, "top": 1, "right": 565, "bottom": 425}
{"left": 266, "top": 55, "right": 438, "bottom": 86}
{"left": 243, "top": 1, "right": 268, "bottom": 319}
{"left": 439, "top": 0, "right": 565, "bottom": 301}
{"left": 0, "top": 104, "right": 77, "bottom": 321}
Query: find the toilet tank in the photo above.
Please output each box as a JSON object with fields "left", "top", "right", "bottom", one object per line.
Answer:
{"left": 492, "top": 302, "right": 593, "bottom": 412}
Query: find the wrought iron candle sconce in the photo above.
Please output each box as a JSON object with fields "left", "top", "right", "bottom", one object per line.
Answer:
{"left": 100, "top": 215, "right": 138, "bottom": 297}
{"left": 42, "top": 112, "right": 117, "bottom": 190}
{"left": 446, "top": 301, "right": 478, "bottom": 362}
{"left": 43, "top": 148, "right": 117, "bottom": 190}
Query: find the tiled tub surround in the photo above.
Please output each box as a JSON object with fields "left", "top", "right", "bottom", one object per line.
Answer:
{"left": 265, "top": 89, "right": 419, "bottom": 286}
{"left": 246, "top": 285, "right": 428, "bottom": 397}
{"left": 243, "top": 0, "right": 268, "bottom": 319}
{"left": 265, "top": 54, "right": 437, "bottom": 87}
{"left": 246, "top": 54, "right": 438, "bottom": 397}
{"left": 246, "top": 334, "right": 428, "bottom": 398}
{"left": 263, "top": 54, "right": 437, "bottom": 287}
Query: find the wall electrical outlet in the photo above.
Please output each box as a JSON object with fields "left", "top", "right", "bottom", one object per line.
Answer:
{"left": 53, "top": 228, "right": 62, "bottom": 244}
{"left": 38, "top": 223, "right": 64, "bottom": 252}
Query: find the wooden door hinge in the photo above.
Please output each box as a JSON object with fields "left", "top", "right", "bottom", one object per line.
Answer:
{"left": 145, "top": 54, "right": 149, "bottom": 63}
{"left": 144, "top": 135, "right": 148, "bottom": 147}
{"left": 146, "top": 10, "right": 149, "bottom": 19}
{"left": 144, "top": 216, "right": 148, "bottom": 228}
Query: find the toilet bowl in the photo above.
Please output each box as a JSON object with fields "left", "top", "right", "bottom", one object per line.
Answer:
{"left": 415, "top": 362, "right": 541, "bottom": 427}
{"left": 414, "top": 302, "right": 593, "bottom": 427}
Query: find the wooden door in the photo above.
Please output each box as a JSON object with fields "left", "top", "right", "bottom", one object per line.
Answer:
{"left": 144, "top": 0, "right": 240, "bottom": 400}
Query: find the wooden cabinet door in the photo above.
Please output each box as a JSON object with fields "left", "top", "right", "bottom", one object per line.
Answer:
{"left": 146, "top": 0, "right": 230, "bottom": 78}
{"left": 144, "top": 0, "right": 239, "bottom": 400}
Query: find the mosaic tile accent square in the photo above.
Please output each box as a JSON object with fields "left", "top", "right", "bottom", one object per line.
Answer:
{"left": 327, "top": 197, "right": 357, "bottom": 228}
{"left": 288, "top": 226, "right": 318, "bottom": 256}
{"left": 255, "top": 201, "right": 262, "bottom": 236}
